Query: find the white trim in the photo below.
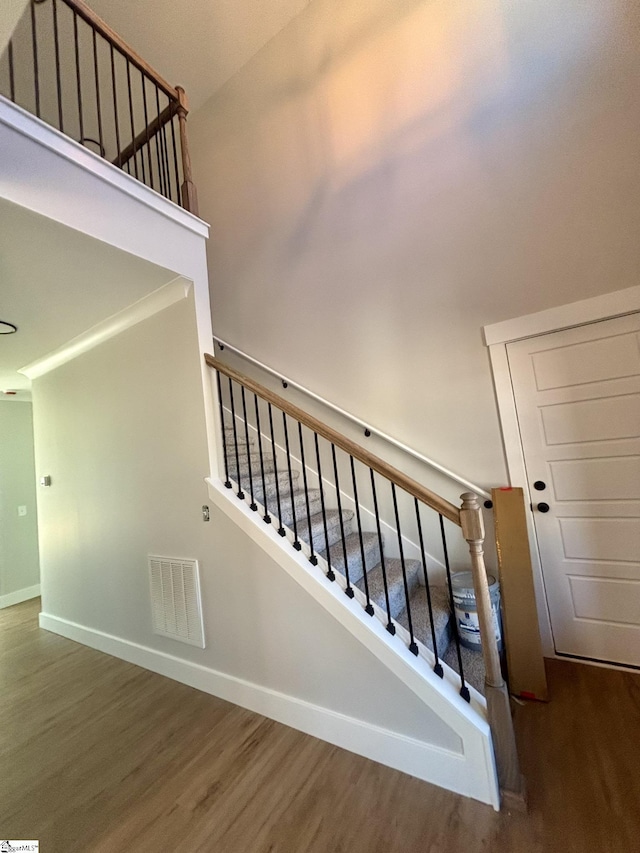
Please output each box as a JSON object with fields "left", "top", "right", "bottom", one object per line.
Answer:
{"left": 483, "top": 284, "right": 640, "bottom": 345}
{"left": 19, "top": 277, "right": 192, "bottom": 379}
{"left": 483, "top": 285, "right": 640, "bottom": 655}
{"left": 0, "top": 583, "right": 40, "bottom": 609}
{"left": 214, "top": 338, "right": 490, "bottom": 500}
{"left": 0, "top": 97, "right": 209, "bottom": 239}
{"left": 39, "top": 608, "right": 499, "bottom": 807}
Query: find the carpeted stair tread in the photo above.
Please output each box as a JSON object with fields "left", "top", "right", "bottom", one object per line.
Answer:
{"left": 228, "top": 470, "right": 320, "bottom": 528}
{"left": 271, "top": 489, "right": 323, "bottom": 528}
{"left": 397, "top": 584, "right": 451, "bottom": 655}
{"left": 358, "top": 558, "right": 421, "bottom": 620}
{"left": 442, "top": 641, "right": 486, "bottom": 696}
{"left": 251, "top": 468, "right": 301, "bottom": 499}
{"left": 297, "top": 509, "right": 354, "bottom": 554}
{"left": 224, "top": 427, "right": 253, "bottom": 446}
{"left": 228, "top": 445, "right": 268, "bottom": 465}
{"left": 227, "top": 453, "right": 277, "bottom": 479}
{"left": 318, "top": 531, "right": 380, "bottom": 585}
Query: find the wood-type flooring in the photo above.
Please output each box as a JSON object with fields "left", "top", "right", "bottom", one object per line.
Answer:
{"left": 2, "top": 598, "right": 640, "bottom": 852}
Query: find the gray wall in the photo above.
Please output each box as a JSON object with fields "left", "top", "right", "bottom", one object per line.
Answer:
{"left": 0, "top": 400, "right": 40, "bottom": 600}
{"left": 189, "top": 0, "right": 640, "bottom": 490}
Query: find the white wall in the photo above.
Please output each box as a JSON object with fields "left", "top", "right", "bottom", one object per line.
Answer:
{"left": 32, "top": 291, "right": 491, "bottom": 796}
{"left": 189, "top": 0, "right": 640, "bottom": 490}
{"left": 0, "top": 399, "right": 40, "bottom": 605}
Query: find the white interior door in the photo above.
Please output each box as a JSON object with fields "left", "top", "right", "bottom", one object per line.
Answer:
{"left": 507, "top": 313, "right": 640, "bottom": 667}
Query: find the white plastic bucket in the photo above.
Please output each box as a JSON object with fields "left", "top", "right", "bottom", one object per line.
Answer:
{"left": 451, "top": 571, "right": 502, "bottom": 652}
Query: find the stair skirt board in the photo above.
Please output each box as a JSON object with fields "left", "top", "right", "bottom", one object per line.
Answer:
{"left": 219, "top": 411, "right": 446, "bottom": 575}
{"left": 206, "top": 477, "right": 499, "bottom": 810}
{"left": 39, "top": 608, "right": 498, "bottom": 807}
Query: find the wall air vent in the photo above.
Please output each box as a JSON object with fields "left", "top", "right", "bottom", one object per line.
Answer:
{"left": 149, "top": 556, "right": 205, "bottom": 648}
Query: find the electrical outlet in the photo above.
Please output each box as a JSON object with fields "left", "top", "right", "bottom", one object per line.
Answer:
{"left": 18, "top": 505, "right": 27, "bottom": 516}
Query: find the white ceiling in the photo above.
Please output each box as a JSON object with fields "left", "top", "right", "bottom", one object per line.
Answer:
{"left": 86, "top": 0, "right": 310, "bottom": 111}
{"left": 0, "top": 198, "right": 176, "bottom": 396}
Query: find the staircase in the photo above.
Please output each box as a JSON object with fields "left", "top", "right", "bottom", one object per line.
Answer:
{"left": 208, "top": 353, "right": 525, "bottom": 808}
{"left": 225, "top": 424, "right": 486, "bottom": 694}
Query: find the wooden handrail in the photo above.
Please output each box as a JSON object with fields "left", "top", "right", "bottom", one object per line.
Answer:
{"left": 206, "top": 354, "right": 461, "bottom": 525}
{"left": 215, "top": 336, "right": 491, "bottom": 499}
{"left": 62, "top": 0, "right": 179, "bottom": 101}
{"left": 112, "top": 101, "right": 178, "bottom": 168}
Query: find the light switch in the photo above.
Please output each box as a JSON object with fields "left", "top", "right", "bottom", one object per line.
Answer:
{"left": 18, "top": 505, "right": 27, "bottom": 516}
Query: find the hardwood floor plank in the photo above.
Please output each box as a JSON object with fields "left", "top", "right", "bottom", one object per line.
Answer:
{"left": 2, "top": 599, "right": 640, "bottom": 852}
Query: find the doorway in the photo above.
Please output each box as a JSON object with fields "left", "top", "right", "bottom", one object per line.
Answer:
{"left": 0, "top": 398, "right": 41, "bottom": 608}
{"left": 505, "top": 313, "right": 640, "bottom": 667}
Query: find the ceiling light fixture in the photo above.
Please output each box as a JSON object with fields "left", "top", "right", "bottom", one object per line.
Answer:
{"left": 0, "top": 320, "right": 18, "bottom": 334}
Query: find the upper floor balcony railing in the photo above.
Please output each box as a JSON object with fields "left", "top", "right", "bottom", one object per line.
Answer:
{"left": 0, "top": 0, "right": 198, "bottom": 214}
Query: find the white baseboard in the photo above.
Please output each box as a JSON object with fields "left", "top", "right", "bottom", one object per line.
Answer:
{"left": 0, "top": 583, "right": 40, "bottom": 609}
{"left": 39, "top": 611, "right": 496, "bottom": 806}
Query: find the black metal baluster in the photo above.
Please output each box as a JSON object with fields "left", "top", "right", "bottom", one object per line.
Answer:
{"left": 154, "top": 87, "right": 166, "bottom": 198}
{"left": 228, "top": 378, "right": 244, "bottom": 500}
{"left": 169, "top": 113, "right": 181, "bottom": 205}
{"left": 314, "top": 434, "right": 334, "bottom": 581}
{"left": 73, "top": 14, "right": 84, "bottom": 141}
{"left": 415, "top": 499, "right": 443, "bottom": 677}
{"left": 215, "top": 372, "right": 232, "bottom": 489}
{"left": 392, "top": 484, "right": 418, "bottom": 655}
{"left": 282, "top": 413, "right": 301, "bottom": 550}
{"left": 92, "top": 30, "right": 104, "bottom": 158}
{"left": 351, "top": 457, "right": 373, "bottom": 616}
{"left": 52, "top": 0, "right": 63, "bottom": 132}
{"left": 31, "top": 0, "right": 40, "bottom": 117}
{"left": 267, "top": 403, "right": 285, "bottom": 536}
{"left": 109, "top": 45, "right": 121, "bottom": 165}
{"left": 332, "top": 445, "right": 353, "bottom": 597}
{"left": 298, "top": 423, "right": 316, "bottom": 565}
{"left": 8, "top": 41, "right": 15, "bottom": 103}
{"left": 440, "top": 514, "right": 470, "bottom": 702}
{"left": 125, "top": 58, "right": 138, "bottom": 178}
{"left": 133, "top": 81, "right": 146, "bottom": 182}
{"left": 140, "top": 73, "right": 153, "bottom": 189}
{"left": 254, "top": 395, "right": 270, "bottom": 524}
{"left": 370, "top": 470, "right": 395, "bottom": 634}
{"left": 240, "top": 386, "right": 257, "bottom": 511}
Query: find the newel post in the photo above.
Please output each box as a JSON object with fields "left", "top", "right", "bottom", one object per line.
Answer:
{"left": 176, "top": 86, "right": 199, "bottom": 216}
{"left": 459, "top": 492, "right": 526, "bottom": 808}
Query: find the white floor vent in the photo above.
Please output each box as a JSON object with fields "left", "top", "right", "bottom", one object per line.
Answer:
{"left": 149, "top": 556, "right": 205, "bottom": 648}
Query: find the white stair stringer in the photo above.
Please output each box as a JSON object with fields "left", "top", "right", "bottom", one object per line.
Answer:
{"left": 206, "top": 476, "right": 500, "bottom": 809}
